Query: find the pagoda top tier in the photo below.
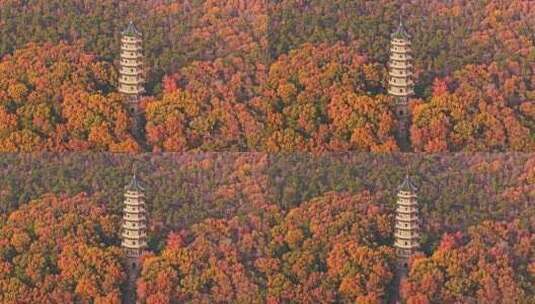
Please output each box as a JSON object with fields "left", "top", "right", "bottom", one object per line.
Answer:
{"left": 123, "top": 21, "right": 142, "bottom": 37}
{"left": 398, "top": 174, "right": 418, "bottom": 193}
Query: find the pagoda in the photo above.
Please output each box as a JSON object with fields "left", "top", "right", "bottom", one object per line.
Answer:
{"left": 119, "top": 21, "right": 145, "bottom": 110}
{"left": 122, "top": 172, "right": 148, "bottom": 273}
{"left": 394, "top": 174, "right": 420, "bottom": 268}
{"left": 388, "top": 17, "right": 414, "bottom": 118}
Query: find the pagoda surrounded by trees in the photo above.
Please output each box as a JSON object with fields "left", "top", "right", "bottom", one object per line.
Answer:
{"left": 388, "top": 17, "right": 414, "bottom": 151}
{"left": 119, "top": 21, "right": 146, "bottom": 142}
{"left": 119, "top": 21, "right": 145, "bottom": 110}
{"left": 388, "top": 18, "right": 414, "bottom": 117}
{"left": 394, "top": 175, "right": 420, "bottom": 269}
{"left": 121, "top": 172, "right": 148, "bottom": 279}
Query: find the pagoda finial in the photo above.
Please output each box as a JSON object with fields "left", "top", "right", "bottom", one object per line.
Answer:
{"left": 392, "top": 5, "right": 410, "bottom": 40}
{"left": 126, "top": 163, "right": 144, "bottom": 192}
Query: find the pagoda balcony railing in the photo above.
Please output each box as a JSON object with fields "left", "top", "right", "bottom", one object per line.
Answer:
{"left": 120, "top": 69, "right": 143, "bottom": 76}
{"left": 394, "top": 240, "right": 420, "bottom": 249}
{"left": 123, "top": 218, "right": 146, "bottom": 224}
{"left": 119, "top": 86, "right": 144, "bottom": 95}
{"left": 388, "top": 88, "right": 414, "bottom": 97}
{"left": 390, "top": 46, "right": 411, "bottom": 54}
{"left": 124, "top": 207, "right": 146, "bottom": 213}
{"left": 389, "top": 79, "right": 414, "bottom": 86}
{"left": 396, "top": 214, "right": 419, "bottom": 221}
{"left": 122, "top": 241, "right": 147, "bottom": 250}
{"left": 123, "top": 213, "right": 146, "bottom": 220}
{"left": 395, "top": 223, "right": 419, "bottom": 230}
{"left": 119, "top": 86, "right": 145, "bottom": 95}
{"left": 395, "top": 232, "right": 420, "bottom": 239}
{"left": 121, "top": 60, "right": 143, "bottom": 68}
{"left": 398, "top": 191, "right": 417, "bottom": 197}
{"left": 121, "top": 52, "right": 143, "bottom": 60}
{"left": 390, "top": 54, "right": 412, "bottom": 61}
{"left": 396, "top": 207, "right": 418, "bottom": 214}
{"left": 124, "top": 211, "right": 145, "bottom": 218}
{"left": 121, "top": 37, "right": 142, "bottom": 44}
{"left": 123, "top": 202, "right": 146, "bottom": 208}
{"left": 121, "top": 45, "right": 142, "bottom": 51}
{"left": 119, "top": 87, "right": 145, "bottom": 95}
{"left": 124, "top": 190, "right": 145, "bottom": 197}
{"left": 389, "top": 75, "right": 412, "bottom": 82}
{"left": 391, "top": 39, "right": 411, "bottom": 47}
{"left": 122, "top": 230, "right": 147, "bottom": 237}
{"left": 123, "top": 214, "right": 146, "bottom": 221}
{"left": 122, "top": 232, "right": 147, "bottom": 239}
{"left": 389, "top": 70, "right": 413, "bottom": 78}
{"left": 397, "top": 197, "right": 418, "bottom": 204}
{"left": 124, "top": 196, "right": 145, "bottom": 202}
{"left": 389, "top": 80, "right": 414, "bottom": 87}
{"left": 119, "top": 84, "right": 145, "bottom": 91}
{"left": 120, "top": 77, "right": 144, "bottom": 85}
{"left": 389, "top": 62, "right": 413, "bottom": 70}
{"left": 123, "top": 222, "right": 147, "bottom": 230}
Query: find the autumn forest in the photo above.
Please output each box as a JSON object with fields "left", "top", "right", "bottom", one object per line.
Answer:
{"left": 0, "top": 153, "right": 534, "bottom": 303}
{"left": 0, "top": 0, "right": 534, "bottom": 304}
{"left": 0, "top": 0, "right": 533, "bottom": 152}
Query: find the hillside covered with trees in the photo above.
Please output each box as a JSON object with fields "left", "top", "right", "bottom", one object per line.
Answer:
{"left": 0, "top": 0, "right": 532, "bottom": 152}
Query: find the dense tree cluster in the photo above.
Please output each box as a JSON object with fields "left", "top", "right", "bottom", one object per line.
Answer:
{"left": 0, "top": 43, "right": 139, "bottom": 152}
{"left": 144, "top": 43, "right": 397, "bottom": 152}
{"left": 0, "top": 193, "right": 125, "bottom": 303}
{"left": 411, "top": 61, "right": 535, "bottom": 152}
{"left": 144, "top": 57, "right": 263, "bottom": 151}
{"left": 137, "top": 192, "right": 397, "bottom": 303}
{"left": 261, "top": 192, "right": 396, "bottom": 303}
{"left": 253, "top": 43, "right": 397, "bottom": 152}
{"left": 402, "top": 220, "right": 535, "bottom": 303}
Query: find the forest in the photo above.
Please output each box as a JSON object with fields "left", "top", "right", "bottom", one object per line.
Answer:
{"left": 0, "top": 0, "right": 534, "bottom": 303}
{"left": 0, "top": 153, "right": 533, "bottom": 303}
{"left": 0, "top": 0, "right": 533, "bottom": 152}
